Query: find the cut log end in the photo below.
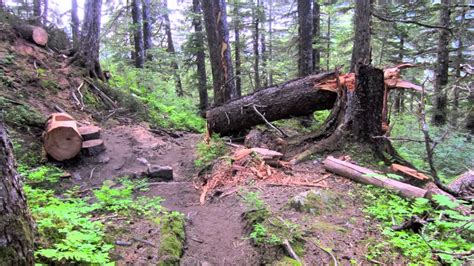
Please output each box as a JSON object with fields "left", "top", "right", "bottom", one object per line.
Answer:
{"left": 82, "top": 139, "right": 105, "bottom": 156}
{"left": 16, "top": 25, "right": 48, "bottom": 46}
{"left": 43, "top": 126, "right": 82, "bottom": 161}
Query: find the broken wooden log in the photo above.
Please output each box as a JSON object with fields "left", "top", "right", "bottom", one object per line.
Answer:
{"left": 206, "top": 72, "right": 337, "bottom": 136}
{"left": 15, "top": 25, "right": 48, "bottom": 46}
{"left": 82, "top": 139, "right": 105, "bottom": 156}
{"left": 322, "top": 156, "right": 427, "bottom": 198}
{"left": 43, "top": 113, "right": 82, "bottom": 161}
{"left": 78, "top": 125, "right": 101, "bottom": 141}
{"left": 390, "top": 163, "right": 431, "bottom": 186}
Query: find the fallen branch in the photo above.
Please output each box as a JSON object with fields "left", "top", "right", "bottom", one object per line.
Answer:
{"left": 282, "top": 239, "right": 302, "bottom": 264}
{"left": 322, "top": 156, "right": 427, "bottom": 198}
{"left": 372, "top": 12, "right": 453, "bottom": 33}
{"left": 311, "top": 240, "right": 338, "bottom": 266}
{"left": 84, "top": 78, "right": 117, "bottom": 109}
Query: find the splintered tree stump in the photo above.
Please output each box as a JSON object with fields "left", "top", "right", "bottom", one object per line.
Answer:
{"left": 15, "top": 25, "right": 48, "bottom": 46}
{"left": 82, "top": 139, "right": 105, "bottom": 156}
{"left": 43, "top": 113, "right": 83, "bottom": 161}
{"left": 78, "top": 125, "right": 101, "bottom": 141}
{"left": 206, "top": 72, "right": 337, "bottom": 135}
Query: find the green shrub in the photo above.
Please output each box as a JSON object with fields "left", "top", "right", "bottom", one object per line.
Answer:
{"left": 194, "top": 134, "right": 227, "bottom": 167}
{"left": 363, "top": 186, "right": 473, "bottom": 265}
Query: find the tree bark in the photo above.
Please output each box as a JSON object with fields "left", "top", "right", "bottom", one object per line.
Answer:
{"left": 206, "top": 72, "right": 337, "bottom": 135}
{"left": 394, "top": 34, "right": 404, "bottom": 113}
{"left": 253, "top": 0, "right": 260, "bottom": 90}
{"left": 131, "top": 0, "right": 144, "bottom": 68}
{"left": 297, "top": 0, "right": 313, "bottom": 77}
{"left": 312, "top": 0, "right": 320, "bottom": 72}
{"left": 326, "top": 12, "right": 330, "bottom": 71}
{"left": 74, "top": 0, "right": 104, "bottom": 79}
{"left": 431, "top": 0, "right": 450, "bottom": 126}
{"left": 42, "top": 0, "right": 48, "bottom": 25}
{"left": 142, "top": 0, "right": 153, "bottom": 61}
{"left": 350, "top": 0, "right": 372, "bottom": 72}
{"left": 261, "top": 28, "right": 268, "bottom": 88}
{"left": 33, "top": 0, "right": 41, "bottom": 24}
{"left": 71, "top": 0, "right": 80, "bottom": 49}
{"left": 202, "top": 0, "right": 237, "bottom": 104}
{"left": 233, "top": 0, "right": 242, "bottom": 97}
{"left": 0, "top": 123, "right": 35, "bottom": 265}
{"left": 268, "top": 0, "right": 273, "bottom": 85}
{"left": 192, "top": 0, "right": 208, "bottom": 112}
{"left": 163, "top": 0, "right": 183, "bottom": 96}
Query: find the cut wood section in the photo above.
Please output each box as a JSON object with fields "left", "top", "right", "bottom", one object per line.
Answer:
{"left": 43, "top": 113, "right": 82, "bottom": 161}
{"left": 323, "top": 156, "right": 427, "bottom": 198}
{"left": 206, "top": 72, "right": 337, "bottom": 136}
{"left": 390, "top": 163, "right": 430, "bottom": 181}
{"left": 82, "top": 139, "right": 105, "bottom": 156}
{"left": 15, "top": 25, "right": 48, "bottom": 46}
{"left": 78, "top": 125, "right": 101, "bottom": 141}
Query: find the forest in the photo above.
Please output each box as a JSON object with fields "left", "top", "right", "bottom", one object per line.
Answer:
{"left": 0, "top": 0, "right": 473, "bottom": 265}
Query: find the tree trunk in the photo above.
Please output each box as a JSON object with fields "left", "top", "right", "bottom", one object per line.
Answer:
{"left": 206, "top": 72, "right": 337, "bottom": 135}
{"left": 261, "top": 29, "right": 268, "bottom": 88}
{"left": 431, "top": 0, "right": 450, "bottom": 126}
{"left": 297, "top": 0, "right": 313, "bottom": 77}
{"left": 74, "top": 0, "right": 104, "bottom": 80}
{"left": 326, "top": 12, "right": 330, "bottom": 71}
{"left": 253, "top": 0, "right": 260, "bottom": 91}
{"left": 312, "top": 0, "right": 320, "bottom": 72}
{"left": 268, "top": 0, "right": 273, "bottom": 85}
{"left": 233, "top": 0, "right": 242, "bottom": 97}
{"left": 192, "top": 0, "right": 208, "bottom": 112}
{"left": 453, "top": 7, "right": 465, "bottom": 112}
{"left": 142, "top": 0, "right": 153, "bottom": 61}
{"left": 202, "top": 0, "right": 237, "bottom": 104}
{"left": 394, "top": 35, "right": 404, "bottom": 113}
{"left": 131, "top": 0, "right": 144, "bottom": 68}
{"left": 163, "top": 0, "right": 183, "bottom": 96}
{"left": 71, "top": 0, "right": 80, "bottom": 50}
{"left": 0, "top": 123, "right": 35, "bottom": 265}
{"left": 33, "top": 0, "right": 41, "bottom": 24}
{"left": 42, "top": 0, "right": 48, "bottom": 25}
{"left": 350, "top": 0, "right": 372, "bottom": 72}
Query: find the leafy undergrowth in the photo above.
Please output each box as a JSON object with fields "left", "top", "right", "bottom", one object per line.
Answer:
{"left": 362, "top": 186, "right": 473, "bottom": 265}
{"left": 21, "top": 166, "right": 183, "bottom": 264}
{"left": 104, "top": 61, "right": 205, "bottom": 132}
{"left": 194, "top": 134, "right": 228, "bottom": 167}
{"left": 240, "top": 190, "right": 305, "bottom": 265}
{"left": 390, "top": 114, "right": 473, "bottom": 182}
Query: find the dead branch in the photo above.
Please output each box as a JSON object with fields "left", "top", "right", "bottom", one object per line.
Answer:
{"left": 282, "top": 239, "right": 302, "bottom": 264}
{"left": 84, "top": 78, "right": 117, "bottom": 109}
{"left": 372, "top": 12, "right": 453, "bottom": 33}
{"left": 252, "top": 104, "right": 288, "bottom": 137}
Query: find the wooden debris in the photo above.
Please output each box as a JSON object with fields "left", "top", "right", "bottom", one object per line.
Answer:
{"left": 43, "top": 113, "right": 82, "bottom": 161}
{"left": 82, "top": 139, "right": 105, "bottom": 156}
{"left": 390, "top": 163, "right": 430, "bottom": 183}
{"left": 322, "top": 156, "right": 427, "bottom": 198}
{"left": 78, "top": 125, "right": 101, "bottom": 141}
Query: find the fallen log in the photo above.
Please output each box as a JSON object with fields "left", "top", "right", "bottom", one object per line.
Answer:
{"left": 43, "top": 113, "right": 83, "bottom": 161}
{"left": 323, "top": 156, "right": 427, "bottom": 198}
{"left": 78, "top": 125, "right": 101, "bottom": 141}
{"left": 206, "top": 72, "right": 337, "bottom": 135}
{"left": 15, "top": 25, "right": 48, "bottom": 46}
{"left": 82, "top": 139, "right": 105, "bottom": 156}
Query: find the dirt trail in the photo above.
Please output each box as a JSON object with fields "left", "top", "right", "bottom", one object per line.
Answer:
{"left": 68, "top": 124, "right": 260, "bottom": 265}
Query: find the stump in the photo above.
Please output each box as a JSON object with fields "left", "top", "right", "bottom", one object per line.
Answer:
{"left": 78, "top": 125, "right": 101, "bottom": 141}
{"left": 43, "top": 113, "right": 82, "bottom": 161}
{"left": 82, "top": 139, "right": 105, "bottom": 156}
{"left": 15, "top": 25, "right": 48, "bottom": 46}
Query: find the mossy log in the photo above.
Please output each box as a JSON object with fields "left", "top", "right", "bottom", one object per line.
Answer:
{"left": 206, "top": 72, "right": 337, "bottom": 136}
{"left": 15, "top": 24, "right": 48, "bottom": 46}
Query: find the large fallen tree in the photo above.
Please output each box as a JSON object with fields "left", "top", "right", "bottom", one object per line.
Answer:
{"left": 206, "top": 72, "right": 338, "bottom": 135}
